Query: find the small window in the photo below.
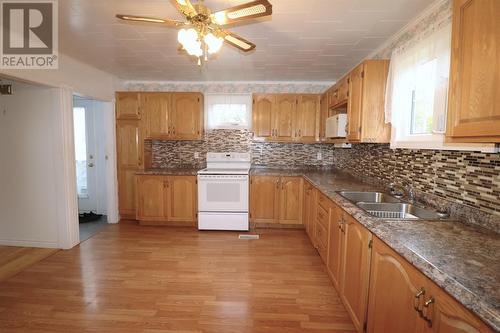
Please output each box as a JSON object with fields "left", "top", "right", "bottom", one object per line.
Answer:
{"left": 205, "top": 94, "right": 252, "bottom": 130}
{"left": 410, "top": 59, "right": 437, "bottom": 135}
{"left": 385, "top": 22, "right": 452, "bottom": 149}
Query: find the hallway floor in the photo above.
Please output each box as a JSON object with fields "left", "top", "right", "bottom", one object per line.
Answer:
{"left": 79, "top": 215, "right": 108, "bottom": 242}
{"left": 0, "top": 222, "right": 355, "bottom": 332}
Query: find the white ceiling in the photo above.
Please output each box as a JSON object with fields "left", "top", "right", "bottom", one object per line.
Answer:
{"left": 60, "top": 0, "right": 435, "bottom": 81}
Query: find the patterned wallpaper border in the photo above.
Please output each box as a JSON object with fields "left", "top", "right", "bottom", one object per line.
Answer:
{"left": 122, "top": 81, "right": 332, "bottom": 94}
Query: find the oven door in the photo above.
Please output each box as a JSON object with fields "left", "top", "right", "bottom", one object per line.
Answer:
{"left": 197, "top": 174, "right": 249, "bottom": 212}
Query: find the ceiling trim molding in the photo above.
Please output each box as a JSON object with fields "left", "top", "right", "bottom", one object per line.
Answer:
{"left": 122, "top": 80, "right": 335, "bottom": 85}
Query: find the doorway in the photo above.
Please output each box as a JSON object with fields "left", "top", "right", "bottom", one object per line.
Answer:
{"left": 73, "top": 96, "right": 109, "bottom": 241}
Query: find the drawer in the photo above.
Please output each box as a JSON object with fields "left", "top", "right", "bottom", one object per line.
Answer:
{"left": 318, "top": 192, "right": 331, "bottom": 210}
{"left": 316, "top": 205, "right": 329, "bottom": 229}
{"left": 315, "top": 220, "right": 328, "bottom": 262}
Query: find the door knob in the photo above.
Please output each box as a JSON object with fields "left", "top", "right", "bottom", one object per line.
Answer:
{"left": 88, "top": 162, "right": 94, "bottom": 168}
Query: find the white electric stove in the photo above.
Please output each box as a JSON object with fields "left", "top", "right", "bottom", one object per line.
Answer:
{"left": 197, "top": 152, "right": 251, "bottom": 231}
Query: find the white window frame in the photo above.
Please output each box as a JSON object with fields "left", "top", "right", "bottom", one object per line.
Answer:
{"left": 204, "top": 93, "right": 252, "bottom": 130}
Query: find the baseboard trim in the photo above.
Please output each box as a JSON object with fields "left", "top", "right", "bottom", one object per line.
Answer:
{"left": 250, "top": 222, "right": 305, "bottom": 230}
{"left": 138, "top": 220, "right": 197, "bottom": 227}
{"left": 0, "top": 239, "right": 59, "bottom": 248}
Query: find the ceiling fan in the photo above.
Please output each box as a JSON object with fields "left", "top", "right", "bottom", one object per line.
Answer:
{"left": 116, "top": 0, "right": 272, "bottom": 65}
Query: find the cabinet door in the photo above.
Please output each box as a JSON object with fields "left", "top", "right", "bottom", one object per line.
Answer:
{"left": 171, "top": 93, "right": 203, "bottom": 140}
{"left": 329, "top": 87, "right": 338, "bottom": 108}
{"left": 136, "top": 176, "right": 167, "bottom": 221}
{"left": 297, "top": 95, "right": 319, "bottom": 141}
{"left": 340, "top": 214, "right": 372, "bottom": 332}
{"left": 347, "top": 64, "right": 364, "bottom": 142}
{"left": 446, "top": 0, "right": 500, "bottom": 142}
{"left": 142, "top": 93, "right": 170, "bottom": 138}
{"left": 116, "top": 120, "right": 142, "bottom": 218}
{"left": 319, "top": 94, "right": 328, "bottom": 141}
{"left": 165, "top": 176, "right": 197, "bottom": 222}
{"left": 274, "top": 95, "right": 297, "bottom": 141}
{"left": 118, "top": 168, "right": 137, "bottom": 219}
{"left": 423, "top": 283, "right": 493, "bottom": 333}
{"left": 116, "top": 120, "right": 141, "bottom": 169}
{"left": 253, "top": 94, "right": 274, "bottom": 139}
{"left": 367, "top": 237, "right": 427, "bottom": 333}
{"left": 338, "top": 76, "right": 349, "bottom": 103}
{"left": 327, "top": 204, "right": 344, "bottom": 290}
{"left": 116, "top": 92, "right": 141, "bottom": 120}
{"left": 278, "top": 177, "right": 303, "bottom": 224}
{"left": 250, "top": 176, "right": 280, "bottom": 223}
{"left": 303, "top": 182, "right": 313, "bottom": 236}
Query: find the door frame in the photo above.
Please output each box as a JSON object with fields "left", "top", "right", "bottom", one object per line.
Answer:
{"left": 60, "top": 92, "right": 119, "bottom": 248}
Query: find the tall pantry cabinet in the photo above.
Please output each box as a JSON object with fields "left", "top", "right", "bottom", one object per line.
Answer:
{"left": 116, "top": 91, "right": 203, "bottom": 219}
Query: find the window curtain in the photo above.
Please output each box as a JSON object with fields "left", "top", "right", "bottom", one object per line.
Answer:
{"left": 205, "top": 94, "right": 252, "bottom": 130}
{"left": 384, "top": 22, "right": 452, "bottom": 134}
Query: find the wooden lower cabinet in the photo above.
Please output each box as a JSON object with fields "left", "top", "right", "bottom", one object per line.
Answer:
{"left": 367, "top": 237, "right": 493, "bottom": 333}
{"left": 250, "top": 176, "right": 303, "bottom": 225}
{"left": 340, "top": 214, "right": 372, "bottom": 332}
{"left": 367, "top": 237, "right": 428, "bottom": 333}
{"left": 326, "top": 202, "right": 344, "bottom": 290}
{"left": 424, "top": 283, "right": 493, "bottom": 333}
{"left": 166, "top": 176, "right": 197, "bottom": 222}
{"left": 136, "top": 175, "right": 197, "bottom": 225}
{"left": 250, "top": 176, "right": 280, "bottom": 224}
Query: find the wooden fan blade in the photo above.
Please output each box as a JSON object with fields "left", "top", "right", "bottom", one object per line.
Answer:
{"left": 116, "top": 14, "right": 186, "bottom": 27}
{"left": 211, "top": 0, "right": 272, "bottom": 25}
{"left": 221, "top": 31, "right": 256, "bottom": 52}
{"left": 171, "top": 0, "right": 197, "bottom": 18}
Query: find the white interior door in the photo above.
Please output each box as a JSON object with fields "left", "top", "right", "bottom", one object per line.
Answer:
{"left": 74, "top": 98, "right": 98, "bottom": 213}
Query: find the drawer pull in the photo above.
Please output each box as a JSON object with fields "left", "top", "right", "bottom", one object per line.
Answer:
{"left": 423, "top": 297, "right": 434, "bottom": 327}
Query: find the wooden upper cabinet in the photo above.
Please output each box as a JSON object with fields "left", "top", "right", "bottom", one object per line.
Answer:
{"left": 116, "top": 92, "right": 141, "bottom": 120}
{"left": 424, "top": 283, "right": 494, "bottom": 333}
{"left": 250, "top": 176, "right": 280, "bottom": 223}
{"left": 446, "top": 0, "right": 500, "bottom": 142}
{"left": 136, "top": 176, "right": 166, "bottom": 221}
{"left": 340, "top": 214, "right": 372, "bottom": 333}
{"left": 319, "top": 94, "right": 328, "bottom": 141}
{"left": 347, "top": 63, "right": 365, "bottom": 142}
{"left": 142, "top": 93, "right": 170, "bottom": 138}
{"left": 347, "top": 60, "right": 391, "bottom": 143}
{"left": 253, "top": 94, "right": 275, "bottom": 139}
{"left": 296, "top": 95, "right": 319, "bottom": 142}
{"left": 278, "top": 177, "right": 303, "bottom": 224}
{"left": 274, "top": 95, "right": 297, "bottom": 141}
{"left": 327, "top": 203, "right": 344, "bottom": 291}
{"left": 338, "top": 75, "right": 350, "bottom": 103}
{"left": 170, "top": 92, "right": 203, "bottom": 140}
{"left": 166, "top": 176, "right": 197, "bottom": 222}
{"left": 367, "top": 237, "right": 427, "bottom": 333}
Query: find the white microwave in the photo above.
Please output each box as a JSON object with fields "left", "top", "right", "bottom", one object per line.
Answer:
{"left": 325, "top": 114, "right": 348, "bottom": 138}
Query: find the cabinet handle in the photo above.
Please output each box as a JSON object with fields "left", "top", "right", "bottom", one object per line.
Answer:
{"left": 276, "top": 179, "right": 280, "bottom": 189}
{"left": 298, "top": 129, "right": 301, "bottom": 137}
{"left": 422, "top": 298, "right": 434, "bottom": 327}
{"left": 414, "top": 288, "right": 425, "bottom": 314}
{"left": 172, "top": 126, "right": 176, "bottom": 135}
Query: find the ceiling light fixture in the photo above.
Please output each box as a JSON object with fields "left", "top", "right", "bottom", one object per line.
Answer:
{"left": 116, "top": 0, "right": 272, "bottom": 65}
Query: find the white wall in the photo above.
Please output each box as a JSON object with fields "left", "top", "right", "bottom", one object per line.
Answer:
{"left": 0, "top": 54, "right": 121, "bottom": 102}
{"left": 0, "top": 81, "right": 64, "bottom": 248}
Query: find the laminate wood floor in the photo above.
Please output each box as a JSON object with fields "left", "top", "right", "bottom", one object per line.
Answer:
{"left": 0, "top": 221, "right": 356, "bottom": 333}
{"left": 0, "top": 246, "right": 58, "bottom": 282}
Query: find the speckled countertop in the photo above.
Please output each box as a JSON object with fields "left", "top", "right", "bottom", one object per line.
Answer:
{"left": 136, "top": 168, "right": 199, "bottom": 176}
{"left": 252, "top": 168, "right": 500, "bottom": 331}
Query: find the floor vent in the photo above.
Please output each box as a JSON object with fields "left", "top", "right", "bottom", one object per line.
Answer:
{"left": 239, "top": 234, "right": 260, "bottom": 240}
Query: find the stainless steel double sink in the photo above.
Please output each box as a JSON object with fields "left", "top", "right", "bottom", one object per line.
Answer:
{"left": 338, "top": 191, "right": 447, "bottom": 220}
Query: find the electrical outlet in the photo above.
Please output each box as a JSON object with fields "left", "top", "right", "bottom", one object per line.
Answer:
{"left": 194, "top": 152, "right": 200, "bottom": 159}
{"left": 317, "top": 152, "right": 322, "bottom": 160}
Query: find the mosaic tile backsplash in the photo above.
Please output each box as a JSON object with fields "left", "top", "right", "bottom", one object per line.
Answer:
{"left": 333, "top": 144, "right": 500, "bottom": 222}
{"left": 152, "top": 130, "right": 335, "bottom": 169}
